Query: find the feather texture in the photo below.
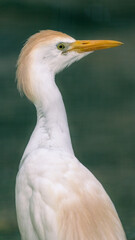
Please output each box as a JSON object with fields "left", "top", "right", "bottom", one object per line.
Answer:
{"left": 16, "top": 30, "right": 126, "bottom": 240}
{"left": 16, "top": 150, "right": 126, "bottom": 240}
{"left": 16, "top": 30, "right": 73, "bottom": 101}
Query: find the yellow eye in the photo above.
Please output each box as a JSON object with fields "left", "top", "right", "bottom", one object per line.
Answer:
{"left": 57, "top": 43, "right": 66, "bottom": 51}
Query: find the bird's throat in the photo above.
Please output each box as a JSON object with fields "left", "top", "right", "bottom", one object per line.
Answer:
{"left": 20, "top": 71, "right": 74, "bottom": 166}
{"left": 35, "top": 86, "right": 74, "bottom": 154}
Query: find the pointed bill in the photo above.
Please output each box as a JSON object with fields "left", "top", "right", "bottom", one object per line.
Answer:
{"left": 68, "top": 40, "right": 123, "bottom": 53}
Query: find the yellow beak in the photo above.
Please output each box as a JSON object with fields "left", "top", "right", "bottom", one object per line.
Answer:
{"left": 68, "top": 40, "right": 123, "bottom": 53}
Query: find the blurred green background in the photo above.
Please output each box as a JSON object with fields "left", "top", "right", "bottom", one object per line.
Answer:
{"left": 0, "top": 0, "right": 135, "bottom": 239}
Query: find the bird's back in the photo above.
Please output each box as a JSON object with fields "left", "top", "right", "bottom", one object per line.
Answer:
{"left": 16, "top": 149, "right": 126, "bottom": 240}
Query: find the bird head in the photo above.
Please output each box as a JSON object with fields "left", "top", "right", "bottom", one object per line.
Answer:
{"left": 17, "top": 30, "right": 122, "bottom": 102}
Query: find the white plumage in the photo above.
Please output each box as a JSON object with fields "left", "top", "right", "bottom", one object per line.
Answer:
{"left": 15, "top": 30, "right": 126, "bottom": 240}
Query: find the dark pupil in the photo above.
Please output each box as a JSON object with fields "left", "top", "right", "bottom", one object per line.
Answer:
{"left": 59, "top": 45, "right": 63, "bottom": 48}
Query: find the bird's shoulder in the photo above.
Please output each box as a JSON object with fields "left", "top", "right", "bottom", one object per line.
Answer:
{"left": 18, "top": 148, "right": 106, "bottom": 202}
{"left": 17, "top": 148, "right": 102, "bottom": 195}
{"left": 19, "top": 148, "right": 79, "bottom": 173}
{"left": 17, "top": 148, "right": 79, "bottom": 187}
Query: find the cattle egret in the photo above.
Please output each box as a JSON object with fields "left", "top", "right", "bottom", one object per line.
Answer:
{"left": 16, "top": 30, "right": 126, "bottom": 240}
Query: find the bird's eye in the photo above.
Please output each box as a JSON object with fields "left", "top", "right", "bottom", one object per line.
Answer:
{"left": 57, "top": 43, "right": 66, "bottom": 51}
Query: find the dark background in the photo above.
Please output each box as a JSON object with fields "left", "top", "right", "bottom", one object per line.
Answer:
{"left": 0, "top": 0, "right": 135, "bottom": 239}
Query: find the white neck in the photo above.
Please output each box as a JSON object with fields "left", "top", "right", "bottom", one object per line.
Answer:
{"left": 20, "top": 66, "right": 74, "bottom": 166}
